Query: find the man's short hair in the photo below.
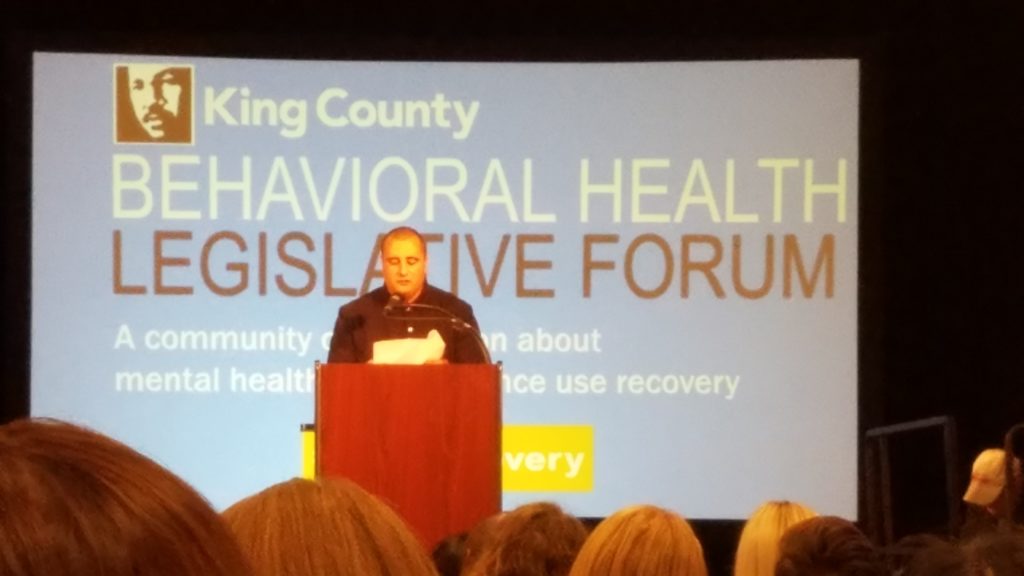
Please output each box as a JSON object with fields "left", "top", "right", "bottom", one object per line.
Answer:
{"left": 381, "top": 226, "right": 426, "bottom": 255}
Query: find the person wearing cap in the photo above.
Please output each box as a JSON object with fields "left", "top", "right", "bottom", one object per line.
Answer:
{"left": 960, "top": 448, "right": 1009, "bottom": 539}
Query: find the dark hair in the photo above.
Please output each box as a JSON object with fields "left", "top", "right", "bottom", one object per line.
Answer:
{"left": 775, "top": 516, "right": 884, "bottom": 576}
{"left": 431, "top": 532, "right": 468, "bottom": 576}
{"left": 965, "top": 529, "right": 1024, "bottom": 576}
{"left": 0, "top": 418, "right": 250, "bottom": 576}
{"left": 897, "top": 537, "right": 966, "bottom": 576}
{"left": 465, "top": 502, "right": 588, "bottom": 576}
{"left": 1004, "top": 424, "right": 1024, "bottom": 523}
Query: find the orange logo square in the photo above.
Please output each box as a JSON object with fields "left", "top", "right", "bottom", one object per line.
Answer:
{"left": 114, "top": 64, "right": 194, "bottom": 144}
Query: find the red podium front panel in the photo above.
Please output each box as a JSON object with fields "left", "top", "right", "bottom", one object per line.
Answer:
{"left": 315, "top": 363, "right": 501, "bottom": 549}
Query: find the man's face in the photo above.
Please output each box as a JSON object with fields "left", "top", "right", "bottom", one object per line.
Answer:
{"left": 381, "top": 236, "right": 427, "bottom": 303}
{"left": 127, "top": 64, "right": 183, "bottom": 140}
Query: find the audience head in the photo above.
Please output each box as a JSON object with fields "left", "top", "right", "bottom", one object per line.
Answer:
{"left": 964, "top": 529, "right": 1024, "bottom": 576}
{"left": 734, "top": 500, "right": 819, "bottom": 576}
{"left": 222, "top": 476, "right": 438, "bottom": 576}
{"left": 0, "top": 418, "right": 250, "bottom": 576}
{"left": 463, "top": 501, "right": 588, "bottom": 576}
{"left": 898, "top": 537, "right": 966, "bottom": 576}
{"left": 431, "top": 531, "right": 467, "bottom": 576}
{"left": 568, "top": 504, "right": 707, "bottom": 576}
{"left": 776, "top": 516, "right": 884, "bottom": 576}
{"left": 462, "top": 512, "right": 506, "bottom": 575}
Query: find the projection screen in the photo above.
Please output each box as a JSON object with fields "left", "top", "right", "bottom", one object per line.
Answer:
{"left": 32, "top": 52, "right": 859, "bottom": 519}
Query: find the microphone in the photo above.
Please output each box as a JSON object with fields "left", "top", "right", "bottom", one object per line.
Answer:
{"left": 381, "top": 295, "right": 492, "bottom": 364}
{"left": 384, "top": 299, "right": 470, "bottom": 327}
{"left": 383, "top": 293, "right": 404, "bottom": 314}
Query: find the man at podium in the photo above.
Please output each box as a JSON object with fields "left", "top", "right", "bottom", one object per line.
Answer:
{"left": 327, "top": 226, "right": 487, "bottom": 364}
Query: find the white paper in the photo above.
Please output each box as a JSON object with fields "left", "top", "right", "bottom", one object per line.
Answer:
{"left": 371, "top": 329, "right": 447, "bottom": 365}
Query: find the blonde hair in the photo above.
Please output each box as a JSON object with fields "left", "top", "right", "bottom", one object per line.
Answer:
{"left": 0, "top": 418, "right": 250, "bottom": 576}
{"left": 733, "top": 500, "right": 818, "bottom": 576}
{"left": 569, "top": 504, "right": 707, "bottom": 576}
{"left": 222, "top": 477, "right": 437, "bottom": 576}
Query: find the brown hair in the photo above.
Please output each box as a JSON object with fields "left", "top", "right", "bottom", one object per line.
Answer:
{"left": 899, "top": 537, "right": 968, "bottom": 576}
{"left": 0, "top": 418, "right": 250, "bottom": 576}
{"left": 464, "top": 502, "right": 588, "bottom": 576}
{"left": 462, "top": 512, "right": 506, "bottom": 575}
{"left": 568, "top": 504, "right": 707, "bottom": 576}
{"left": 775, "top": 516, "right": 884, "bottom": 576}
{"left": 222, "top": 476, "right": 438, "bottom": 576}
{"left": 964, "top": 529, "right": 1024, "bottom": 576}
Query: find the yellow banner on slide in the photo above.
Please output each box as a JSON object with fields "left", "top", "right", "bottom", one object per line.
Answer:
{"left": 301, "top": 424, "right": 316, "bottom": 479}
{"left": 502, "top": 425, "right": 593, "bottom": 492}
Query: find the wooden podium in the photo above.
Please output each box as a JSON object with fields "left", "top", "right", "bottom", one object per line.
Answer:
{"left": 315, "top": 362, "right": 502, "bottom": 549}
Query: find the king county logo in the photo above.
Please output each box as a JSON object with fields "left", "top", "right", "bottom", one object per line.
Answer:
{"left": 114, "top": 63, "right": 194, "bottom": 145}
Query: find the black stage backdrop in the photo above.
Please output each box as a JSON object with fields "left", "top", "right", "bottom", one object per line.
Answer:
{"left": 2, "top": 2, "right": 1023, "bottom": 575}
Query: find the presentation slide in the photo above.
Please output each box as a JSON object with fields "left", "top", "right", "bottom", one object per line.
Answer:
{"left": 31, "top": 52, "right": 858, "bottom": 519}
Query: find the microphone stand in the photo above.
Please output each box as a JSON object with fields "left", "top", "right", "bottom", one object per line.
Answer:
{"left": 383, "top": 301, "right": 493, "bottom": 365}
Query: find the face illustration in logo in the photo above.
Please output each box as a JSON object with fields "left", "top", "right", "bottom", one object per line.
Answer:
{"left": 115, "top": 64, "right": 192, "bottom": 143}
